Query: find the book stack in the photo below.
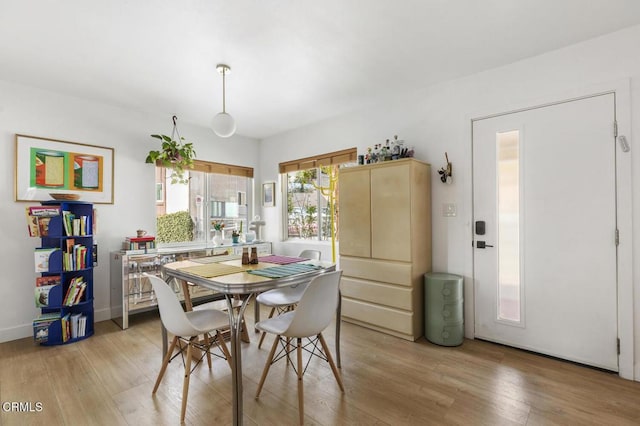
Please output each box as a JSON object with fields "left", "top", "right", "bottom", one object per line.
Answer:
{"left": 33, "top": 312, "right": 61, "bottom": 344}
{"left": 62, "top": 210, "right": 90, "bottom": 236}
{"left": 63, "top": 277, "right": 87, "bottom": 306}
{"left": 63, "top": 239, "right": 88, "bottom": 271}
{"left": 70, "top": 313, "right": 87, "bottom": 339}
{"left": 25, "top": 206, "right": 60, "bottom": 237}
{"left": 123, "top": 235, "right": 157, "bottom": 254}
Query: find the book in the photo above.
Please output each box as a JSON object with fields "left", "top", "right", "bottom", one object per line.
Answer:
{"left": 34, "top": 312, "right": 62, "bottom": 323}
{"left": 33, "top": 312, "right": 62, "bottom": 344}
{"left": 92, "top": 243, "right": 98, "bottom": 267}
{"left": 33, "top": 321, "right": 54, "bottom": 343}
{"left": 25, "top": 206, "right": 60, "bottom": 237}
{"left": 63, "top": 277, "right": 79, "bottom": 305}
{"left": 70, "top": 313, "right": 82, "bottom": 339}
{"left": 25, "top": 207, "right": 39, "bottom": 237}
{"left": 66, "top": 238, "right": 75, "bottom": 253}
{"left": 62, "top": 210, "right": 75, "bottom": 236}
{"left": 34, "top": 285, "right": 56, "bottom": 307}
{"left": 125, "top": 236, "right": 156, "bottom": 242}
{"left": 78, "top": 315, "right": 87, "bottom": 337}
{"left": 34, "top": 248, "right": 59, "bottom": 272}
{"left": 29, "top": 206, "right": 61, "bottom": 217}
{"left": 61, "top": 313, "right": 70, "bottom": 342}
{"left": 36, "top": 275, "right": 61, "bottom": 287}
{"left": 74, "top": 282, "right": 87, "bottom": 304}
{"left": 37, "top": 217, "right": 51, "bottom": 237}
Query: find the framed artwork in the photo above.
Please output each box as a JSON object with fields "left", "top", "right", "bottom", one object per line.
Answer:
{"left": 262, "top": 182, "right": 275, "bottom": 207}
{"left": 15, "top": 134, "right": 115, "bottom": 204}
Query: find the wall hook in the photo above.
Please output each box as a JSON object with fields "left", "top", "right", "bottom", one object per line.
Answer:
{"left": 438, "top": 152, "right": 452, "bottom": 184}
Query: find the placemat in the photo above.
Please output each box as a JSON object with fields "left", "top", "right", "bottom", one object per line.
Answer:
{"left": 258, "top": 255, "right": 307, "bottom": 265}
{"left": 178, "top": 263, "right": 246, "bottom": 278}
{"left": 247, "top": 263, "right": 322, "bottom": 279}
{"left": 192, "top": 254, "right": 242, "bottom": 264}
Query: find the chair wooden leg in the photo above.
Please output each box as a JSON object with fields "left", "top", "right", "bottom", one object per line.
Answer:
{"left": 255, "top": 334, "right": 280, "bottom": 398}
{"left": 297, "top": 337, "right": 304, "bottom": 425}
{"left": 181, "top": 338, "right": 194, "bottom": 423}
{"left": 216, "top": 329, "right": 233, "bottom": 370}
{"left": 240, "top": 314, "right": 251, "bottom": 343}
{"left": 258, "top": 307, "right": 276, "bottom": 349}
{"left": 203, "top": 333, "right": 212, "bottom": 369}
{"left": 153, "top": 335, "right": 179, "bottom": 394}
{"left": 318, "top": 333, "right": 344, "bottom": 392}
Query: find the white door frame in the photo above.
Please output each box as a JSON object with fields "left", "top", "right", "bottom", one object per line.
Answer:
{"left": 463, "top": 79, "right": 633, "bottom": 380}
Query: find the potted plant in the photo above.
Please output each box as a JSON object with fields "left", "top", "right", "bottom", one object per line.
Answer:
{"left": 231, "top": 229, "right": 240, "bottom": 244}
{"left": 146, "top": 116, "right": 196, "bottom": 185}
{"left": 211, "top": 220, "right": 225, "bottom": 246}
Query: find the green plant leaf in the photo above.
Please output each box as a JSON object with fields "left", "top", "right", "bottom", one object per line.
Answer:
{"left": 147, "top": 131, "right": 197, "bottom": 184}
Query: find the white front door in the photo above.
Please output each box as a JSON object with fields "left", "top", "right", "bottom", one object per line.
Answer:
{"left": 472, "top": 93, "right": 619, "bottom": 371}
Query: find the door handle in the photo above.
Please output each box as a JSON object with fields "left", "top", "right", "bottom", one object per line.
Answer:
{"left": 476, "top": 241, "right": 494, "bottom": 249}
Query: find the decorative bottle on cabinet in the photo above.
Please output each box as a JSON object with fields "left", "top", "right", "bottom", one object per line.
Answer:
{"left": 31, "top": 201, "right": 94, "bottom": 345}
{"left": 338, "top": 158, "right": 431, "bottom": 341}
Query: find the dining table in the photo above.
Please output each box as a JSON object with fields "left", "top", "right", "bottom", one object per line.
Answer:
{"left": 162, "top": 254, "right": 339, "bottom": 426}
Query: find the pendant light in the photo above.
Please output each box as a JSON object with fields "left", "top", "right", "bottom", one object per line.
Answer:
{"left": 211, "top": 64, "right": 236, "bottom": 138}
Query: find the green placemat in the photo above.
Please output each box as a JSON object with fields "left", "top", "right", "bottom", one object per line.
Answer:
{"left": 247, "top": 263, "right": 322, "bottom": 279}
{"left": 178, "top": 263, "right": 246, "bottom": 278}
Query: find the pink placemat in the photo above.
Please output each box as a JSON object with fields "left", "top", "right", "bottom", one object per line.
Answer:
{"left": 258, "top": 255, "right": 308, "bottom": 265}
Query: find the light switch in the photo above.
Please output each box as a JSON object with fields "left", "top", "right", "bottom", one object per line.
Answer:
{"left": 443, "top": 203, "right": 457, "bottom": 217}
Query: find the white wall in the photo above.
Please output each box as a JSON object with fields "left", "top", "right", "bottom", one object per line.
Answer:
{"left": 259, "top": 25, "right": 640, "bottom": 379}
{"left": 0, "top": 81, "right": 260, "bottom": 342}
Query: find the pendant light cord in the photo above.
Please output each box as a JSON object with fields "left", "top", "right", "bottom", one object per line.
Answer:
{"left": 222, "top": 69, "right": 226, "bottom": 113}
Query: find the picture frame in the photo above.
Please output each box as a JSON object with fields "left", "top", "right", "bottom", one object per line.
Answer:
{"left": 262, "top": 182, "right": 275, "bottom": 207}
{"left": 15, "top": 134, "right": 115, "bottom": 204}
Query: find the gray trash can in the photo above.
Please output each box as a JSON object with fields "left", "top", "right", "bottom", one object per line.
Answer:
{"left": 424, "top": 272, "right": 464, "bottom": 346}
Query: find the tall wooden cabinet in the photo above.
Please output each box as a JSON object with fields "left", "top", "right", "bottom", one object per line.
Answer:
{"left": 339, "top": 158, "right": 431, "bottom": 341}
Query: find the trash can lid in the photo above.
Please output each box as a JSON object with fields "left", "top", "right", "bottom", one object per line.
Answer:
{"left": 425, "top": 272, "right": 463, "bottom": 280}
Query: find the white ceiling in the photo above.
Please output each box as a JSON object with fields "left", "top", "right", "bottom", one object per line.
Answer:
{"left": 2, "top": 1, "right": 640, "bottom": 139}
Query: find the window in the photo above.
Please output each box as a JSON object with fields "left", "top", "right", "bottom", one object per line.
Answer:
{"left": 155, "top": 160, "right": 253, "bottom": 245}
{"left": 279, "top": 148, "right": 357, "bottom": 241}
{"left": 496, "top": 130, "right": 521, "bottom": 322}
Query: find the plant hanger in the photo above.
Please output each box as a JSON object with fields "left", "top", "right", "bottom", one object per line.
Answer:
{"left": 146, "top": 115, "right": 196, "bottom": 185}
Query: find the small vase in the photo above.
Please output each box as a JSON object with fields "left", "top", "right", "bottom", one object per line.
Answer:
{"left": 212, "top": 230, "right": 223, "bottom": 246}
{"left": 232, "top": 235, "right": 239, "bottom": 244}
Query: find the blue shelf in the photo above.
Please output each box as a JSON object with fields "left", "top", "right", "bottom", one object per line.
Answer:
{"left": 33, "top": 201, "right": 94, "bottom": 345}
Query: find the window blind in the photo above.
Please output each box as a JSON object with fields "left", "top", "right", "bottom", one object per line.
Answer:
{"left": 278, "top": 147, "right": 357, "bottom": 173}
{"left": 191, "top": 160, "right": 254, "bottom": 178}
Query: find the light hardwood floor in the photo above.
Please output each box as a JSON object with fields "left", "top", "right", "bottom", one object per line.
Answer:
{"left": 2, "top": 304, "right": 640, "bottom": 425}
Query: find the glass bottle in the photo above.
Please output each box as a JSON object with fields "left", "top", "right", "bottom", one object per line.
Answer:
{"left": 250, "top": 247, "right": 258, "bottom": 264}
{"left": 241, "top": 247, "right": 249, "bottom": 265}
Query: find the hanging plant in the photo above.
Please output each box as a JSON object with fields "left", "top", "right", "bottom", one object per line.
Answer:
{"left": 146, "top": 116, "right": 196, "bottom": 185}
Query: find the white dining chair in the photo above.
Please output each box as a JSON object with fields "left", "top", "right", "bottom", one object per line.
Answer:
{"left": 255, "top": 270, "right": 344, "bottom": 425}
{"left": 146, "top": 274, "right": 232, "bottom": 423}
{"left": 255, "top": 250, "right": 321, "bottom": 349}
